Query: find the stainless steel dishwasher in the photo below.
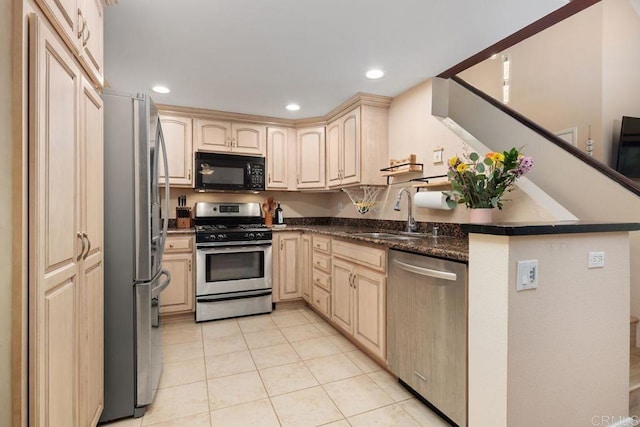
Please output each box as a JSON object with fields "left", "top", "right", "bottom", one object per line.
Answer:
{"left": 387, "top": 249, "right": 468, "bottom": 427}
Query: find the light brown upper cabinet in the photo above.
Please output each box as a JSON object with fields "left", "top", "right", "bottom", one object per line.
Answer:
{"left": 266, "top": 126, "right": 289, "bottom": 189}
{"left": 159, "top": 115, "right": 193, "bottom": 187}
{"left": 296, "top": 126, "right": 326, "bottom": 189}
{"left": 78, "top": 0, "right": 103, "bottom": 86}
{"left": 194, "top": 119, "right": 265, "bottom": 156}
{"left": 35, "top": 0, "right": 104, "bottom": 86}
{"left": 326, "top": 105, "right": 388, "bottom": 188}
{"left": 327, "top": 107, "right": 360, "bottom": 187}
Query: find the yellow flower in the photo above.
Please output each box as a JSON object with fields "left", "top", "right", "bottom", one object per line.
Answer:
{"left": 448, "top": 156, "right": 459, "bottom": 167}
{"left": 486, "top": 152, "right": 505, "bottom": 163}
{"left": 456, "top": 163, "right": 468, "bottom": 172}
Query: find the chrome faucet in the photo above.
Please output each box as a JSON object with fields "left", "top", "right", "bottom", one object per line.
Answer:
{"left": 394, "top": 188, "right": 418, "bottom": 233}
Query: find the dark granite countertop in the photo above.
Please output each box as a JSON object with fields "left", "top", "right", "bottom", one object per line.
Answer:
{"left": 461, "top": 221, "right": 640, "bottom": 236}
{"left": 272, "top": 225, "right": 469, "bottom": 262}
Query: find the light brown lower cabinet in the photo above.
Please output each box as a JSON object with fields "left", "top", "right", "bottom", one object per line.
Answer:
{"left": 310, "top": 235, "right": 332, "bottom": 316}
{"left": 301, "top": 234, "right": 312, "bottom": 302}
{"left": 160, "top": 235, "right": 194, "bottom": 314}
{"left": 273, "top": 231, "right": 303, "bottom": 302}
{"left": 331, "top": 240, "right": 386, "bottom": 361}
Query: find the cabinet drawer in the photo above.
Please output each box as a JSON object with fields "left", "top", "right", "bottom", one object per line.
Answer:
{"left": 311, "top": 285, "right": 331, "bottom": 318}
{"left": 312, "top": 268, "right": 331, "bottom": 292}
{"left": 312, "top": 235, "right": 331, "bottom": 253}
{"left": 312, "top": 252, "right": 331, "bottom": 272}
{"left": 166, "top": 236, "right": 193, "bottom": 252}
{"left": 333, "top": 239, "right": 386, "bottom": 272}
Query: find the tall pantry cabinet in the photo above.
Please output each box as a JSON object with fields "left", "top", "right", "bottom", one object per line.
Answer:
{"left": 28, "top": 5, "right": 104, "bottom": 426}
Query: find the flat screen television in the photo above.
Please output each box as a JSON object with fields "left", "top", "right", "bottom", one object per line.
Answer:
{"left": 614, "top": 116, "right": 640, "bottom": 178}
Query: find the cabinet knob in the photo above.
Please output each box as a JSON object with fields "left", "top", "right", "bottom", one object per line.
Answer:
{"left": 169, "top": 243, "right": 174, "bottom": 248}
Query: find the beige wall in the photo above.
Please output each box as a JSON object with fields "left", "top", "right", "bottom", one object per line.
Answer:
{"left": 0, "top": 0, "right": 12, "bottom": 424}
{"left": 602, "top": 0, "right": 640, "bottom": 165}
{"left": 460, "top": 3, "right": 605, "bottom": 160}
{"left": 330, "top": 79, "right": 567, "bottom": 224}
{"left": 444, "top": 76, "right": 640, "bottom": 351}
{"left": 469, "top": 232, "right": 630, "bottom": 425}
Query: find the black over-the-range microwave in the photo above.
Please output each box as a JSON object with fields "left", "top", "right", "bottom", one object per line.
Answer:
{"left": 194, "top": 152, "right": 265, "bottom": 192}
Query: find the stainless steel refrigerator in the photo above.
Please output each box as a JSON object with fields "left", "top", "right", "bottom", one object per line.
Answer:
{"left": 101, "top": 90, "right": 171, "bottom": 422}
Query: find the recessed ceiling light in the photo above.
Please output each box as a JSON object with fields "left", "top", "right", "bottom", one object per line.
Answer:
{"left": 152, "top": 85, "right": 170, "bottom": 94}
{"left": 366, "top": 69, "right": 384, "bottom": 79}
{"left": 286, "top": 103, "right": 300, "bottom": 111}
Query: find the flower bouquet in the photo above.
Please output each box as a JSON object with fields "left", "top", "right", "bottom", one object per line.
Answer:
{"left": 445, "top": 147, "right": 534, "bottom": 209}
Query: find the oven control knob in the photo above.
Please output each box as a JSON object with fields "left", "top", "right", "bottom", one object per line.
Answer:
{"left": 256, "top": 232, "right": 264, "bottom": 239}
{"left": 220, "top": 234, "right": 227, "bottom": 240}
{"left": 248, "top": 233, "right": 255, "bottom": 239}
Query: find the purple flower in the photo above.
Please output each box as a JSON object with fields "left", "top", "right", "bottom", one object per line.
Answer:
{"left": 516, "top": 156, "right": 534, "bottom": 176}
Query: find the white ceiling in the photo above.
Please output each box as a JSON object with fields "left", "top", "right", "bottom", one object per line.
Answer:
{"left": 104, "top": 0, "right": 567, "bottom": 119}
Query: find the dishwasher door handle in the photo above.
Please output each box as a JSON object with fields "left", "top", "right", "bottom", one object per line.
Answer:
{"left": 392, "top": 259, "right": 457, "bottom": 281}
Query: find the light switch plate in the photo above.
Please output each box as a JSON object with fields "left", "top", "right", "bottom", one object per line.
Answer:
{"left": 433, "top": 148, "right": 444, "bottom": 164}
{"left": 517, "top": 260, "right": 538, "bottom": 291}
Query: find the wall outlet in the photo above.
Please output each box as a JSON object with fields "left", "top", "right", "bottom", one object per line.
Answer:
{"left": 517, "top": 260, "right": 538, "bottom": 291}
{"left": 588, "top": 251, "right": 605, "bottom": 268}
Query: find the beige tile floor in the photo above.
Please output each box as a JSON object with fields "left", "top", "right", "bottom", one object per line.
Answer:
{"left": 103, "top": 306, "right": 451, "bottom": 427}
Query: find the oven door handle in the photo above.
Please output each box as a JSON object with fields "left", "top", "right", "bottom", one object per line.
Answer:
{"left": 196, "top": 243, "right": 272, "bottom": 251}
{"left": 152, "top": 269, "right": 172, "bottom": 298}
{"left": 198, "top": 290, "right": 272, "bottom": 303}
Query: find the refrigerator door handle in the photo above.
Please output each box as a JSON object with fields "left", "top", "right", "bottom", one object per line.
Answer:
{"left": 152, "top": 269, "right": 171, "bottom": 298}
{"left": 157, "top": 119, "right": 170, "bottom": 258}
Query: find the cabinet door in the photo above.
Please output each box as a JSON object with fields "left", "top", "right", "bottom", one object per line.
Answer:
{"left": 78, "top": 77, "right": 104, "bottom": 426}
{"left": 267, "top": 127, "right": 289, "bottom": 189}
{"left": 301, "top": 234, "right": 312, "bottom": 302}
{"left": 160, "top": 253, "right": 194, "bottom": 314}
{"left": 353, "top": 266, "right": 386, "bottom": 360}
{"left": 35, "top": 0, "right": 79, "bottom": 53}
{"left": 194, "top": 119, "right": 232, "bottom": 153}
{"left": 232, "top": 123, "right": 265, "bottom": 155}
{"left": 296, "top": 127, "right": 325, "bottom": 189}
{"left": 79, "top": 253, "right": 104, "bottom": 426}
{"left": 29, "top": 14, "right": 81, "bottom": 426}
{"left": 78, "top": 0, "right": 103, "bottom": 85}
{"left": 278, "top": 232, "right": 302, "bottom": 300}
{"left": 340, "top": 108, "right": 361, "bottom": 186}
{"left": 326, "top": 120, "right": 342, "bottom": 187}
{"left": 159, "top": 115, "right": 193, "bottom": 187}
{"left": 331, "top": 258, "right": 354, "bottom": 334}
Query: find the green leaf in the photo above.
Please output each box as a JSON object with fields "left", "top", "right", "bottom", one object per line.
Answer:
{"left": 446, "top": 199, "right": 458, "bottom": 209}
{"left": 476, "top": 163, "right": 485, "bottom": 173}
{"left": 484, "top": 158, "right": 493, "bottom": 166}
{"left": 469, "top": 152, "right": 479, "bottom": 161}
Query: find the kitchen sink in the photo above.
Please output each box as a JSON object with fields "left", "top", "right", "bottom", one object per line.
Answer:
{"left": 352, "top": 232, "right": 423, "bottom": 241}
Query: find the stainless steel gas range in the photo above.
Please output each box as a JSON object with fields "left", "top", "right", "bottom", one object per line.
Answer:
{"left": 194, "top": 202, "right": 273, "bottom": 322}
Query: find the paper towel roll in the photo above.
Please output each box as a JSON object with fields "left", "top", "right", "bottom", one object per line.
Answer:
{"left": 414, "top": 191, "right": 453, "bottom": 210}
